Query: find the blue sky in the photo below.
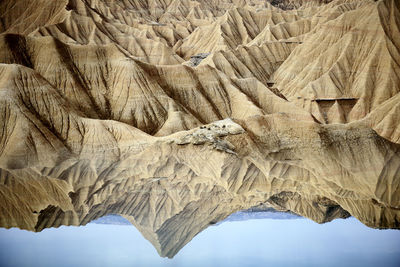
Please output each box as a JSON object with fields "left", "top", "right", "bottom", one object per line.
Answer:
{"left": 0, "top": 217, "right": 399, "bottom": 267}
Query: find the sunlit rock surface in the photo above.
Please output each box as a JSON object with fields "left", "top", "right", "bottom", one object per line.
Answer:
{"left": 0, "top": 0, "right": 400, "bottom": 259}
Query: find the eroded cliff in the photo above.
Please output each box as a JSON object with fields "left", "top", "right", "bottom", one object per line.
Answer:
{"left": 0, "top": 0, "right": 399, "bottom": 258}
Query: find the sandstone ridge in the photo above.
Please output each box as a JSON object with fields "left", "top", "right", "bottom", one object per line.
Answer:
{"left": 0, "top": 0, "right": 400, "bottom": 258}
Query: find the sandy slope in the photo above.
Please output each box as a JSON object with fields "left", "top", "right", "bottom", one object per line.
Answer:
{"left": 0, "top": 0, "right": 399, "bottom": 258}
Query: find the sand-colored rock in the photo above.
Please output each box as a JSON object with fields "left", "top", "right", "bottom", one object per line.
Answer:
{"left": 0, "top": 0, "right": 400, "bottom": 259}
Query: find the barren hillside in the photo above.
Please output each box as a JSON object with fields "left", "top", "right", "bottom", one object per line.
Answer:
{"left": 0, "top": 0, "right": 399, "bottom": 258}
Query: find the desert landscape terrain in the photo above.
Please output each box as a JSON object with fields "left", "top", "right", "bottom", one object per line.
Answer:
{"left": 0, "top": 0, "right": 399, "bottom": 258}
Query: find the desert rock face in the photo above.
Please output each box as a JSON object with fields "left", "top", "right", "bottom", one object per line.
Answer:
{"left": 0, "top": 0, "right": 400, "bottom": 258}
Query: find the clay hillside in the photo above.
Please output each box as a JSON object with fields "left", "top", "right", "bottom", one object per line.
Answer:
{"left": 0, "top": 0, "right": 399, "bottom": 258}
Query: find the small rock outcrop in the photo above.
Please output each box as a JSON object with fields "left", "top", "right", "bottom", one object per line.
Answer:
{"left": 175, "top": 118, "right": 244, "bottom": 154}
{"left": 189, "top": 53, "right": 211, "bottom": 66}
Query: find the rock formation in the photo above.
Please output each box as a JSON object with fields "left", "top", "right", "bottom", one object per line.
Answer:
{"left": 0, "top": 0, "right": 399, "bottom": 258}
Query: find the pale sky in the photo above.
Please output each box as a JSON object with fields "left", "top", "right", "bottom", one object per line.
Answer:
{"left": 0, "top": 217, "right": 399, "bottom": 267}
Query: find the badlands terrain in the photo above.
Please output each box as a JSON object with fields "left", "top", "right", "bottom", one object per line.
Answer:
{"left": 0, "top": 0, "right": 399, "bottom": 258}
